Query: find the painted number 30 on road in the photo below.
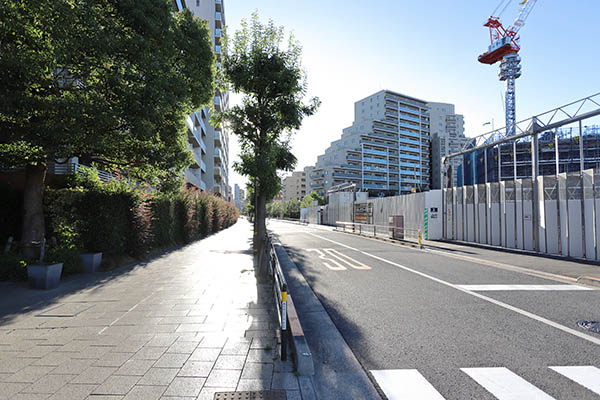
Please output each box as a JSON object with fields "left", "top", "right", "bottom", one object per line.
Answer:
{"left": 307, "top": 249, "right": 372, "bottom": 271}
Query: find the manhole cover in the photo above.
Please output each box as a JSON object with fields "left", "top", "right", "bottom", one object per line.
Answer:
{"left": 577, "top": 320, "right": 600, "bottom": 333}
{"left": 214, "top": 391, "right": 286, "bottom": 400}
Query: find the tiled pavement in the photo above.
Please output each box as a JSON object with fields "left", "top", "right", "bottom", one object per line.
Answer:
{"left": 0, "top": 219, "right": 311, "bottom": 399}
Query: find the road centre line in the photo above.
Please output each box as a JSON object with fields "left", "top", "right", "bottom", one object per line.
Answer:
{"left": 307, "top": 233, "right": 600, "bottom": 346}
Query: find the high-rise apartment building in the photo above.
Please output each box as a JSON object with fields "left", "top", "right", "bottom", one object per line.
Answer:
{"left": 428, "top": 102, "right": 467, "bottom": 188}
{"left": 183, "top": 0, "right": 230, "bottom": 200}
{"left": 309, "top": 90, "right": 431, "bottom": 197}
{"left": 282, "top": 171, "right": 307, "bottom": 201}
{"left": 233, "top": 183, "right": 245, "bottom": 212}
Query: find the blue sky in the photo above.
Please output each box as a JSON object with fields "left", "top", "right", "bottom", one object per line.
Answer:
{"left": 224, "top": 0, "right": 600, "bottom": 190}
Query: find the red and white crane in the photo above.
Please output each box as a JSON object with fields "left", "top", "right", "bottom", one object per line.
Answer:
{"left": 478, "top": 0, "right": 539, "bottom": 137}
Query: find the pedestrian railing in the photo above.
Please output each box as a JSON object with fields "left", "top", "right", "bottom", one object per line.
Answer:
{"left": 267, "top": 235, "right": 288, "bottom": 361}
{"left": 335, "top": 221, "right": 425, "bottom": 247}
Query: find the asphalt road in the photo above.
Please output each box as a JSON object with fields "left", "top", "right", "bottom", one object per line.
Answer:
{"left": 268, "top": 220, "right": 600, "bottom": 400}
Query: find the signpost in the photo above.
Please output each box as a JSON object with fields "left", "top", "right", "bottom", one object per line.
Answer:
{"left": 424, "top": 208, "right": 429, "bottom": 240}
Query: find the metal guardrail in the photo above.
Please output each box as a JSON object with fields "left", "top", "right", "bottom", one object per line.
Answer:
{"left": 267, "top": 235, "right": 288, "bottom": 361}
{"left": 335, "top": 221, "right": 425, "bottom": 247}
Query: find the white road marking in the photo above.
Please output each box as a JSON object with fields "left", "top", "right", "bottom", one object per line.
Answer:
{"left": 308, "top": 233, "right": 600, "bottom": 346}
{"left": 324, "top": 248, "right": 371, "bottom": 270}
{"left": 307, "top": 248, "right": 371, "bottom": 271}
{"left": 462, "top": 367, "right": 555, "bottom": 399}
{"left": 456, "top": 284, "right": 592, "bottom": 291}
{"left": 371, "top": 369, "right": 445, "bottom": 400}
{"left": 307, "top": 249, "right": 347, "bottom": 270}
{"left": 550, "top": 366, "right": 600, "bottom": 395}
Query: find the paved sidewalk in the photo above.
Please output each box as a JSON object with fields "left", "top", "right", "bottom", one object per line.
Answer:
{"left": 0, "top": 219, "right": 311, "bottom": 399}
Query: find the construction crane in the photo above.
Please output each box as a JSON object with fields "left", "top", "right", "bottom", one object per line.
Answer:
{"left": 478, "top": 0, "right": 539, "bottom": 137}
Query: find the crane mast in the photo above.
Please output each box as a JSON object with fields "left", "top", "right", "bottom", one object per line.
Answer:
{"left": 479, "top": 0, "right": 538, "bottom": 138}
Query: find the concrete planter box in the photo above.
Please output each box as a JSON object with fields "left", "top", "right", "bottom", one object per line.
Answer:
{"left": 27, "top": 263, "right": 63, "bottom": 289}
{"left": 79, "top": 252, "right": 102, "bottom": 273}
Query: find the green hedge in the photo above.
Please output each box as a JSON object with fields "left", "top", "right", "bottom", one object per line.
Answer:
{"left": 0, "top": 177, "right": 239, "bottom": 281}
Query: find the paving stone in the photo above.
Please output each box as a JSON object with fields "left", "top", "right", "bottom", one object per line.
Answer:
{"left": 71, "top": 366, "right": 117, "bottom": 384}
{"left": 0, "top": 382, "right": 28, "bottom": 398}
{"left": 114, "top": 359, "right": 154, "bottom": 376}
{"left": 213, "top": 355, "right": 245, "bottom": 370}
{"left": 46, "top": 383, "right": 96, "bottom": 400}
{"left": 271, "top": 373, "right": 299, "bottom": 391}
{"left": 250, "top": 338, "right": 277, "bottom": 350}
{"left": 4, "top": 366, "right": 56, "bottom": 383}
{"left": 136, "top": 368, "right": 178, "bottom": 386}
{"left": 145, "top": 336, "right": 178, "bottom": 348}
{"left": 245, "top": 349, "right": 276, "bottom": 363}
{"left": 197, "top": 336, "right": 227, "bottom": 349}
{"left": 130, "top": 347, "right": 166, "bottom": 361}
{"left": 153, "top": 353, "right": 189, "bottom": 368}
{"left": 241, "top": 363, "right": 274, "bottom": 380}
{"left": 51, "top": 359, "right": 94, "bottom": 375}
{"left": 11, "top": 393, "right": 51, "bottom": 400}
{"left": 177, "top": 361, "right": 214, "bottom": 378}
{"left": 220, "top": 339, "right": 251, "bottom": 356}
{"left": 204, "top": 369, "right": 241, "bottom": 388}
{"left": 21, "top": 374, "right": 76, "bottom": 394}
{"left": 188, "top": 348, "right": 221, "bottom": 362}
{"left": 31, "top": 351, "right": 73, "bottom": 366}
{"left": 121, "top": 384, "right": 166, "bottom": 400}
{"left": 196, "top": 386, "right": 236, "bottom": 400}
{"left": 93, "top": 352, "right": 134, "bottom": 367}
{"left": 165, "top": 341, "right": 199, "bottom": 354}
{"left": 285, "top": 390, "right": 302, "bottom": 400}
{"left": 236, "top": 378, "right": 272, "bottom": 391}
{"left": 0, "top": 357, "right": 35, "bottom": 373}
{"left": 91, "top": 375, "right": 140, "bottom": 395}
{"left": 163, "top": 377, "right": 205, "bottom": 397}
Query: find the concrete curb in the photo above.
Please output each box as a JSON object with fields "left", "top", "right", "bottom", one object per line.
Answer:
{"left": 273, "top": 242, "right": 382, "bottom": 399}
{"left": 285, "top": 293, "right": 315, "bottom": 376}
{"left": 576, "top": 276, "right": 600, "bottom": 288}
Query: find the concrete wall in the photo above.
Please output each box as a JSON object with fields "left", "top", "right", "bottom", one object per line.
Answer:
{"left": 443, "top": 169, "right": 600, "bottom": 260}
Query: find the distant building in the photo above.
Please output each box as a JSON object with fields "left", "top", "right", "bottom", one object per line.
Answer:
{"left": 233, "top": 183, "right": 245, "bottom": 212}
{"left": 282, "top": 171, "right": 307, "bottom": 201}
{"left": 428, "top": 102, "right": 467, "bottom": 189}
{"left": 309, "top": 90, "right": 431, "bottom": 197}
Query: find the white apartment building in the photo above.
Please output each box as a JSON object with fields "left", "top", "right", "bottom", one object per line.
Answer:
{"left": 182, "top": 0, "right": 230, "bottom": 200}
{"left": 429, "top": 102, "right": 467, "bottom": 188}
{"left": 309, "top": 90, "right": 431, "bottom": 197}
{"left": 282, "top": 171, "right": 307, "bottom": 201}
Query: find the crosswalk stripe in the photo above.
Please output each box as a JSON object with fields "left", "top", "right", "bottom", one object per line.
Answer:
{"left": 371, "top": 369, "right": 445, "bottom": 400}
{"left": 550, "top": 366, "right": 600, "bottom": 395}
{"left": 456, "top": 284, "right": 592, "bottom": 291}
{"left": 461, "top": 367, "right": 555, "bottom": 399}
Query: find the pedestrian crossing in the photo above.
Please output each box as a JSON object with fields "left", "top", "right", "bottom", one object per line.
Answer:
{"left": 371, "top": 366, "right": 600, "bottom": 399}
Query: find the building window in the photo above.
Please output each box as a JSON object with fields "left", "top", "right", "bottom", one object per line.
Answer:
{"left": 196, "top": 0, "right": 200, "bottom": 5}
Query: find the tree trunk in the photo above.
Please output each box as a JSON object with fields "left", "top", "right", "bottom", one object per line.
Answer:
{"left": 255, "top": 190, "right": 268, "bottom": 278}
{"left": 22, "top": 163, "right": 47, "bottom": 261}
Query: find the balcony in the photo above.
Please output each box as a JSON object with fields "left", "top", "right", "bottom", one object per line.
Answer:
{"left": 363, "top": 165, "right": 387, "bottom": 172}
{"left": 399, "top": 113, "right": 421, "bottom": 123}
{"left": 400, "top": 153, "right": 421, "bottom": 161}
{"left": 363, "top": 174, "right": 387, "bottom": 181}
{"left": 215, "top": 0, "right": 222, "bottom": 12}
{"left": 215, "top": 12, "right": 223, "bottom": 28}
{"left": 214, "top": 148, "right": 224, "bottom": 165}
{"left": 399, "top": 121, "right": 419, "bottom": 130}
{"left": 399, "top": 129, "right": 421, "bottom": 139}
{"left": 340, "top": 164, "right": 361, "bottom": 170}
{"left": 310, "top": 181, "right": 325, "bottom": 189}
{"left": 363, "top": 156, "right": 387, "bottom": 165}
{"left": 399, "top": 145, "right": 420, "bottom": 153}
{"left": 363, "top": 148, "right": 387, "bottom": 156}
{"left": 214, "top": 131, "right": 222, "bottom": 147}
{"left": 370, "top": 132, "right": 398, "bottom": 142}
{"left": 364, "top": 183, "right": 386, "bottom": 190}
{"left": 360, "top": 139, "right": 396, "bottom": 149}
{"left": 332, "top": 172, "right": 360, "bottom": 179}
{"left": 373, "top": 124, "right": 398, "bottom": 134}
{"left": 215, "top": 45, "right": 221, "bottom": 55}
{"left": 398, "top": 105, "right": 420, "bottom": 116}
{"left": 310, "top": 172, "right": 325, "bottom": 179}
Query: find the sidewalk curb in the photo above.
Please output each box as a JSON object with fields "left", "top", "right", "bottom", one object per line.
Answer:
{"left": 273, "top": 241, "right": 382, "bottom": 399}
{"left": 577, "top": 276, "right": 600, "bottom": 288}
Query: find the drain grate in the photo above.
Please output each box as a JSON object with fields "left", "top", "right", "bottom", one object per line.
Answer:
{"left": 214, "top": 391, "right": 286, "bottom": 400}
{"left": 577, "top": 320, "right": 600, "bottom": 334}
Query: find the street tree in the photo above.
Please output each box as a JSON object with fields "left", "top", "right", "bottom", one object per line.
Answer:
{"left": 0, "top": 0, "right": 215, "bottom": 260}
{"left": 215, "top": 12, "right": 319, "bottom": 274}
{"left": 301, "top": 192, "right": 326, "bottom": 209}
